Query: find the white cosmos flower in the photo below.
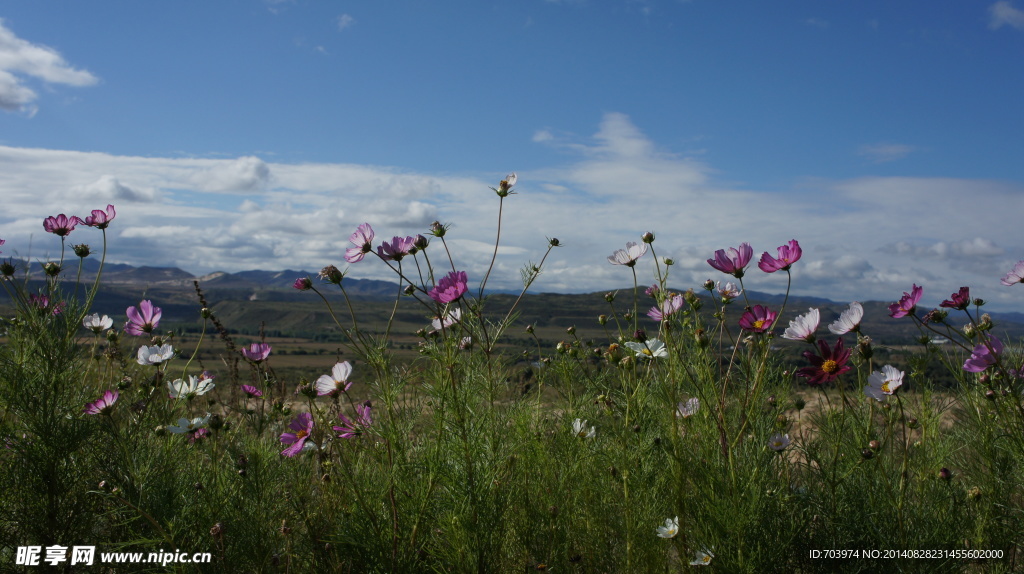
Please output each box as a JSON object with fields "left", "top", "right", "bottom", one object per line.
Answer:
{"left": 572, "top": 418, "right": 596, "bottom": 438}
{"left": 656, "top": 516, "right": 679, "bottom": 538}
{"left": 782, "top": 308, "right": 819, "bottom": 342}
{"left": 716, "top": 281, "right": 741, "bottom": 300}
{"left": 167, "top": 413, "right": 211, "bottom": 434}
{"left": 768, "top": 433, "right": 791, "bottom": 451}
{"left": 83, "top": 313, "right": 113, "bottom": 333}
{"left": 828, "top": 302, "right": 864, "bottom": 335}
{"left": 607, "top": 241, "right": 648, "bottom": 266}
{"left": 167, "top": 375, "right": 215, "bottom": 399}
{"left": 677, "top": 398, "right": 700, "bottom": 418}
{"left": 864, "top": 364, "right": 904, "bottom": 401}
{"left": 431, "top": 307, "right": 461, "bottom": 330}
{"left": 690, "top": 548, "right": 715, "bottom": 566}
{"left": 624, "top": 339, "right": 667, "bottom": 359}
{"left": 137, "top": 344, "right": 175, "bottom": 366}
{"left": 315, "top": 361, "right": 353, "bottom": 396}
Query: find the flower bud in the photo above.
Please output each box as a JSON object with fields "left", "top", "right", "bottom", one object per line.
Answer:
{"left": 938, "top": 467, "right": 952, "bottom": 481}
{"left": 319, "top": 265, "right": 344, "bottom": 285}
{"left": 794, "top": 397, "right": 806, "bottom": 411}
{"left": 525, "top": 324, "right": 535, "bottom": 334}
{"left": 43, "top": 261, "right": 62, "bottom": 277}
{"left": 414, "top": 234, "right": 429, "bottom": 250}
{"left": 973, "top": 298, "right": 985, "bottom": 307}
{"left": 430, "top": 221, "right": 448, "bottom": 237}
{"left": 566, "top": 325, "right": 576, "bottom": 335}
{"left": 556, "top": 341, "right": 568, "bottom": 354}
{"left": 548, "top": 237, "right": 560, "bottom": 247}
{"left": 633, "top": 329, "right": 647, "bottom": 343}
{"left": 604, "top": 292, "right": 615, "bottom": 303}
{"left": 0, "top": 260, "right": 15, "bottom": 278}
{"left": 201, "top": 307, "right": 212, "bottom": 319}
{"left": 663, "top": 258, "right": 674, "bottom": 266}
{"left": 985, "top": 389, "right": 996, "bottom": 400}
{"left": 598, "top": 314, "right": 608, "bottom": 326}
{"left": 703, "top": 279, "right": 715, "bottom": 291}
{"left": 72, "top": 243, "right": 92, "bottom": 258}
{"left": 641, "top": 231, "right": 655, "bottom": 244}
{"left": 861, "top": 448, "right": 874, "bottom": 460}
{"left": 403, "top": 285, "right": 416, "bottom": 296}
{"left": 968, "top": 486, "right": 982, "bottom": 500}
{"left": 622, "top": 312, "right": 633, "bottom": 322}
{"left": 293, "top": 277, "right": 312, "bottom": 291}
{"left": 869, "top": 440, "right": 881, "bottom": 450}
{"left": 907, "top": 417, "right": 919, "bottom": 429}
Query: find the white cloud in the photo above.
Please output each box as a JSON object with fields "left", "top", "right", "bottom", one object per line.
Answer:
{"left": 193, "top": 156, "right": 271, "bottom": 192}
{"left": 990, "top": 1, "right": 1024, "bottom": 30}
{"left": 804, "top": 18, "right": 829, "bottom": 29}
{"left": 337, "top": 14, "right": 355, "bottom": 30}
{"left": 73, "top": 175, "right": 157, "bottom": 202}
{"left": 858, "top": 143, "right": 915, "bottom": 163}
{"left": 0, "top": 19, "right": 98, "bottom": 114}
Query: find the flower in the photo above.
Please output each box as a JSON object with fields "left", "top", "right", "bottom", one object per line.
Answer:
{"left": 83, "top": 313, "right": 113, "bottom": 334}
{"left": 707, "top": 243, "right": 753, "bottom": 277}
{"left": 716, "top": 281, "right": 741, "bottom": 300}
{"left": 572, "top": 418, "right": 596, "bottom": 438}
{"left": 1001, "top": 260, "right": 1024, "bottom": 286}
{"left": 647, "top": 293, "right": 685, "bottom": 321}
{"left": 796, "top": 339, "right": 852, "bottom": 385}
{"left": 624, "top": 338, "right": 668, "bottom": 359}
{"left": 43, "top": 214, "right": 83, "bottom": 237}
{"left": 241, "top": 384, "right": 263, "bottom": 398}
{"left": 167, "top": 414, "right": 211, "bottom": 434}
{"left": 768, "top": 433, "right": 791, "bottom": 451}
{"left": 344, "top": 223, "right": 375, "bottom": 263}
{"left": 0, "top": 238, "right": 4, "bottom": 253}
{"left": 241, "top": 342, "right": 272, "bottom": 362}
{"left": 293, "top": 277, "right": 312, "bottom": 290}
{"left": 781, "top": 308, "right": 819, "bottom": 342}
{"left": 864, "top": 364, "right": 905, "bottom": 401}
{"left": 125, "top": 300, "right": 162, "bottom": 336}
{"left": 677, "top": 398, "right": 700, "bottom": 418}
{"left": 429, "top": 271, "right": 468, "bottom": 304}
{"left": 940, "top": 287, "right": 971, "bottom": 311}
{"left": 496, "top": 172, "right": 517, "bottom": 196}
{"left": 29, "top": 294, "right": 63, "bottom": 315}
{"left": 377, "top": 235, "right": 417, "bottom": 261}
{"left": 431, "top": 307, "right": 462, "bottom": 330}
{"left": 963, "top": 336, "right": 1002, "bottom": 373}
{"left": 888, "top": 284, "right": 923, "bottom": 318}
{"left": 739, "top": 305, "right": 777, "bottom": 333}
{"left": 84, "top": 390, "right": 118, "bottom": 415}
{"left": 137, "top": 344, "right": 175, "bottom": 366}
{"left": 690, "top": 549, "right": 715, "bottom": 567}
{"left": 758, "top": 239, "right": 802, "bottom": 273}
{"left": 607, "top": 241, "right": 648, "bottom": 267}
{"left": 828, "top": 302, "right": 864, "bottom": 335}
{"left": 656, "top": 516, "right": 679, "bottom": 538}
{"left": 280, "top": 412, "right": 314, "bottom": 457}
{"left": 315, "top": 361, "right": 354, "bottom": 396}
{"left": 84, "top": 204, "right": 116, "bottom": 229}
{"left": 334, "top": 403, "right": 372, "bottom": 438}
{"left": 167, "top": 375, "right": 215, "bottom": 399}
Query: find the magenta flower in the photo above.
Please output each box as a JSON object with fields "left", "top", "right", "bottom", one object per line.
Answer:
{"left": 739, "top": 305, "right": 777, "bottom": 333}
{"left": 280, "top": 412, "right": 314, "bottom": 457}
{"left": 1001, "top": 260, "right": 1024, "bottom": 286}
{"left": 707, "top": 243, "right": 753, "bottom": 278}
{"left": 940, "top": 287, "right": 971, "bottom": 311}
{"left": 607, "top": 242, "right": 648, "bottom": 267}
{"left": 758, "top": 240, "right": 802, "bottom": 273}
{"left": 241, "top": 384, "right": 263, "bottom": 398}
{"left": 888, "top": 284, "right": 923, "bottom": 318}
{"left": 334, "top": 403, "right": 372, "bottom": 439}
{"left": 84, "top": 204, "right": 116, "bottom": 229}
{"left": 0, "top": 238, "right": 4, "bottom": 253}
{"left": 43, "top": 214, "right": 84, "bottom": 237}
{"left": 293, "top": 277, "right": 312, "bottom": 290}
{"left": 125, "top": 300, "right": 162, "bottom": 336}
{"left": 647, "top": 293, "right": 685, "bottom": 321}
{"left": 241, "top": 342, "right": 272, "bottom": 362}
{"left": 83, "top": 390, "right": 119, "bottom": 415}
{"left": 963, "top": 336, "right": 1003, "bottom": 373}
{"left": 345, "top": 223, "right": 375, "bottom": 263}
{"left": 429, "top": 270, "right": 468, "bottom": 304}
{"left": 377, "top": 236, "right": 417, "bottom": 261}
{"left": 796, "top": 339, "right": 852, "bottom": 386}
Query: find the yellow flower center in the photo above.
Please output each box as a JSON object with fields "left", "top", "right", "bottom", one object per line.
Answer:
{"left": 642, "top": 349, "right": 653, "bottom": 356}
{"left": 296, "top": 430, "right": 309, "bottom": 440}
{"left": 821, "top": 359, "right": 838, "bottom": 373}
{"left": 753, "top": 319, "right": 766, "bottom": 330}
{"left": 881, "top": 382, "right": 893, "bottom": 394}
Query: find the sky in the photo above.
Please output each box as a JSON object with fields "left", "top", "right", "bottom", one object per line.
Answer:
{"left": 1, "top": 1, "right": 1024, "bottom": 311}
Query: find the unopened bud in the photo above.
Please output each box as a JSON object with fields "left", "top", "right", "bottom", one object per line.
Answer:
{"left": 604, "top": 292, "right": 615, "bottom": 303}
{"left": 43, "top": 261, "right": 63, "bottom": 277}
{"left": 869, "top": 440, "right": 881, "bottom": 450}
{"left": 403, "top": 285, "right": 415, "bottom": 296}
{"left": 566, "top": 325, "right": 576, "bottom": 335}
{"left": 414, "top": 234, "right": 429, "bottom": 250}
{"left": 938, "top": 467, "right": 952, "bottom": 481}
{"left": 430, "top": 221, "right": 448, "bottom": 237}
{"left": 641, "top": 231, "right": 655, "bottom": 244}
{"left": 72, "top": 244, "right": 92, "bottom": 258}
{"left": 548, "top": 237, "right": 560, "bottom": 247}
{"left": 973, "top": 298, "right": 985, "bottom": 307}
{"left": 598, "top": 314, "right": 608, "bottom": 326}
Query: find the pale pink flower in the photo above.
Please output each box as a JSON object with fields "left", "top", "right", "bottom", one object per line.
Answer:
{"left": 607, "top": 241, "right": 648, "bottom": 267}
{"left": 345, "top": 223, "right": 375, "bottom": 263}
{"left": 707, "top": 243, "right": 753, "bottom": 277}
{"left": 963, "top": 336, "right": 1003, "bottom": 373}
{"left": 716, "top": 281, "right": 741, "bottom": 300}
{"left": 125, "top": 300, "right": 162, "bottom": 336}
{"left": 241, "top": 342, "right": 272, "bottom": 362}
{"left": 431, "top": 307, "right": 462, "bottom": 330}
{"left": 647, "top": 293, "right": 685, "bottom": 321}
{"left": 828, "top": 302, "right": 863, "bottom": 335}
{"left": 377, "top": 236, "right": 417, "bottom": 261}
{"left": 84, "top": 204, "right": 116, "bottom": 229}
{"left": 429, "top": 271, "right": 468, "bottom": 304}
{"left": 334, "top": 403, "right": 372, "bottom": 438}
{"left": 864, "top": 364, "right": 904, "bottom": 401}
{"left": 315, "top": 361, "right": 354, "bottom": 396}
{"left": 43, "top": 214, "right": 83, "bottom": 237}
{"left": 1001, "top": 260, "right": 1024, "bottom": 286}
{"left": 84, "top": 390, "right": 118, "bottom": 415}
{"left": 137, "top": 344, "right": 174, "bottom": 366}
{"left": 781, "top": 308, "right": 819, "bottom": 342}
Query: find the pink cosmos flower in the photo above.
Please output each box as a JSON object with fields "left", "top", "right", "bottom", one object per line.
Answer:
{"left": 431, "top": 307, "right": 461, "bottom": 331}
{"left": 888, "top": 284, "right": 923, "bottom": 319}
{"left": 708, "top": 243, "right": 753, "bottom": 278}
{"left": 758, "top": 240, "right": 802, "bottom": 273}
{"left": 429, "top": 270, "right": 468, "bottom": 304}
{"left": 940, "top": 287, "right": 971, "bottom": 311}
{"left": 345, "top": 223, "right": 375, "bottom": 263}
{"left": 241, "top": 343, "right": 272, "bottom": 362}
{"left": 1001, "top": 260, "right": 1024, "bottom": 286}
{"left": 241, "top": 384, "right": 263, "bottom": 398}
{"left": 334, "top": 403, "right": 372, "bottom": 439}
{"left": 280, "top": 412, "right": 314, "bottom": 457}
{"left": 84, "top": 390, "right": 119, "bottom": 415}
{"left": 716, "top": 281, "right": 741, "bottom": 300}
{"left": 608, "top": 242, "right": 648, "bottom": 267}
{"left": 781, "top": 308, "right": 819, "bottom": 342}
{"left": 0, "top": 238, "right": 4, "bottom": 253}
{"left": 293, "top": 277, "right": 312, "bottom": 290}
{"left": 377, "top": 236, "right": 417, "bottom": 261}
{"left": 739, "top": 305, "right": 777, "bottom": 333}
{"left": 125, "top": 300, "right": 162, "bottom": 336}
{"left": 796, "top": 339, "right": 852, "bottom": 386}
{"left": 963, "top": 336, "right": 1002, "bottom": 373}
{"left": 315, "top": 361, "right": 354, "bottom": 396}
{"left": 647, "top": 293, "right": 685, "bottom": 321}
{"left": 84, "top": 204, "right": 116, "bottom": 229}
{"left": 43, "top": 214, "right": 84, "bottom": 237}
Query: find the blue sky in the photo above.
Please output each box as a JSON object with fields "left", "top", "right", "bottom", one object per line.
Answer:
{"left": 2, "top": 1, "right": 1024, "bottom": 311}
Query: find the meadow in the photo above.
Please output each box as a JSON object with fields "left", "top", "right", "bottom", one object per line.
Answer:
{"left": 1, "top": 182, "right": 1023, "bottom": 573}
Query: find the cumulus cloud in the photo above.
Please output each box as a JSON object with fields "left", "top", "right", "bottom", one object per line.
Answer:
{"left": 73, "top": 175, "right": 157, "bottom": 202}
{"left": 193, "top": 156, "right": 271, "bottom": 192}
{"left": 990, "top": 1, "right": 1024, "bottom": 30}
{"left": 0, "top": 19, "right": 98, "bottom": 114}
{"left": 337, "top": 14, "right": 355, "bottom": 30}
